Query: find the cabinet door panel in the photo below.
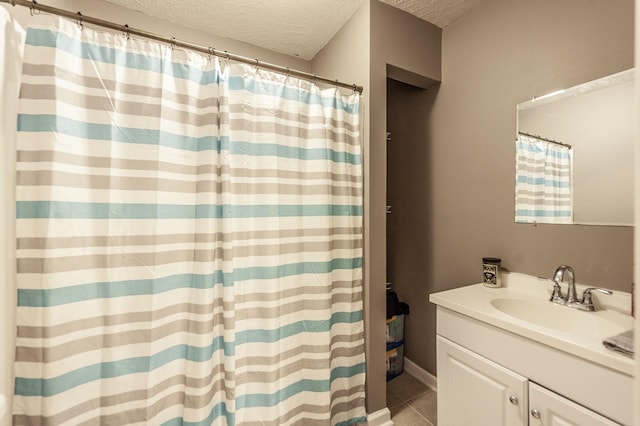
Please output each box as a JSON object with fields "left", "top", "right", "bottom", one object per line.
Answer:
{"left": 437, "top": 336, "right": 528, "bottom": 426}
{"left": 529, "top": 382, "right": 621, "bottom": 426}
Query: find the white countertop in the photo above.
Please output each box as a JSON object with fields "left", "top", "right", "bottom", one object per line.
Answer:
{"left": 429, "top": 272, "right": 635, "bottom": 376}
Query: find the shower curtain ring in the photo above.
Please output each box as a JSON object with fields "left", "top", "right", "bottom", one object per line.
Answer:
{"left": 170, "top": 37, "right": 176, "bottom": 50}
{"left": 208, "top": 47, "right": 215, "bottom": 59}
{"left": 30, "top": 0, "right": 37, "bottom": 16}
{"left": 254, "top": 58, "right": 260, "bottom": 70}
{"left": 123, "top": 24, "right": 130, "bottom": 40}
{"left": 77, "top": 11, "right": 84, "bottom": 29}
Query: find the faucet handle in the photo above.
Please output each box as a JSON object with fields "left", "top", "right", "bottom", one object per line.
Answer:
{"left": 580, "top": 287, "right": 613, "bottom": 311}
{"left": 549, "top": 280, "right": 565, "bottom": 304}
{"left": 538, "top": 277, "right": 565, "bottom": 303}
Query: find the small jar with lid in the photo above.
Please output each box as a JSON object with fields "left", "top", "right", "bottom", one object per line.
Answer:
{"left": 482, "top": 257, "right": 502, "bottom": 288}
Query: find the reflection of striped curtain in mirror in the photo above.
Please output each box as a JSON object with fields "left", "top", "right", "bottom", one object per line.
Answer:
{"left": 515, "top": 133, "right": 573, "bottom": 224}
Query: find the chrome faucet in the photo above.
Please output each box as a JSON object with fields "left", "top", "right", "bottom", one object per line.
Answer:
{"left": 549, "top": 265, "right": 612, "bottom": 311}
{"left": 552, "top": 265, "right": 577, "bottom": 305}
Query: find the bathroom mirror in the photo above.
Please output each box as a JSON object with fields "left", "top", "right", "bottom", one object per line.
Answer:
{"left": 515, "top": 69, "right": 634, "bottom": 226}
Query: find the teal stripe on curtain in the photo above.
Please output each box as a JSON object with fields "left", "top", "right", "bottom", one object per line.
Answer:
{"left": 16, "top": 337, "right": 232, "bottom": 396}
{"left": 14, "top": 14, "right": 366, "bottom": 426}
{"left": 18, "top": 258, "right": 363, "bottom": 307}
{"left": 17, "top": 114, "right": 223, "bottom": 151}
{"left": 515, "top": 209, "right": 573, "bottom": 218}
{"left": 229, "top": 140, "right": 361, "bottom": 164}
{"left": 17, "top": 201, "right": 363, "bottom": 219}
{"left": 234, "top": 313, "right": 364, "bottom": 345}
{"left": 18, "top": 115, "right": 361, "bottom": 163}
{"left": 515, "top": 175, "right": 571, "bottom": 188}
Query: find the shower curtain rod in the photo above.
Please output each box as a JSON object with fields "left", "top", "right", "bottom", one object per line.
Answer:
{"left": 518, "top": 132, "right": 572, "bottom": 149}
{"left": 2, "top": 0, "right": 364, "bottom": 94}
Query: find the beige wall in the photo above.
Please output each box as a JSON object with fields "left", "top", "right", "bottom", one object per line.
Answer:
{"left": 413, "top": 0, "right": 634, "bottom": 376}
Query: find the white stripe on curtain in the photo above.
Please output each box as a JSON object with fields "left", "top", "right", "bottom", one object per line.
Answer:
{"left": 13, "top": 14, "right": 365, "bottom": 426}
{"left": 515, "top": 133, "right": 573, "bottom": 224}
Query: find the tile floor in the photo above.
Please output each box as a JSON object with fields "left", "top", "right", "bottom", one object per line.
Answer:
{"left": 386, "top": 372, "right": 437, "bottom": 426}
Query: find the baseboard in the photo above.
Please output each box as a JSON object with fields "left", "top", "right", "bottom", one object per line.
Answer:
{"left": 404, "top": 357, "right": 437, "bottom": 392}
{"left": 367, "top": 407, "right": 393, "bottom": 426}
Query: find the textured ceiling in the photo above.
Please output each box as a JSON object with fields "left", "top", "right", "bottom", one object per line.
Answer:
{"left": 103, "top": 0, "right": 481, "bottom": 60}
{"left": 379, "top": 0, "right": 484, "bottom": 28}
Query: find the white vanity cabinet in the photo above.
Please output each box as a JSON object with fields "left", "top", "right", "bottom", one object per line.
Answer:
{"left": 437, "top": 335, "right": 621, "bottom": 425}
{"left": 437, "top": 336, "right": 528, "bottom": 425}
{"left": 434, "top": 305, "right": 632, "bottom": 425}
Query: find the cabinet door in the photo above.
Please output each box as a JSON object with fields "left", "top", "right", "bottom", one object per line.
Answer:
{"left": 529, "top": 382, "right": 621, "bottom": 426}
{"left": 437, "top": 336, "right": 528, "bottom": 426}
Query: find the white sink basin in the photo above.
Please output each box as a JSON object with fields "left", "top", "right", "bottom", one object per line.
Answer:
{"left": 490, "top": 297, "right": 626, "bottom": 337}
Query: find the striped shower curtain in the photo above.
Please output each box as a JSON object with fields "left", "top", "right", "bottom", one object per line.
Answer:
{"left": 515, "top": 133, "right": 573, "bottom": 224}
{"left": 13, "top": 14, "right": 365, "bottom": 426}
